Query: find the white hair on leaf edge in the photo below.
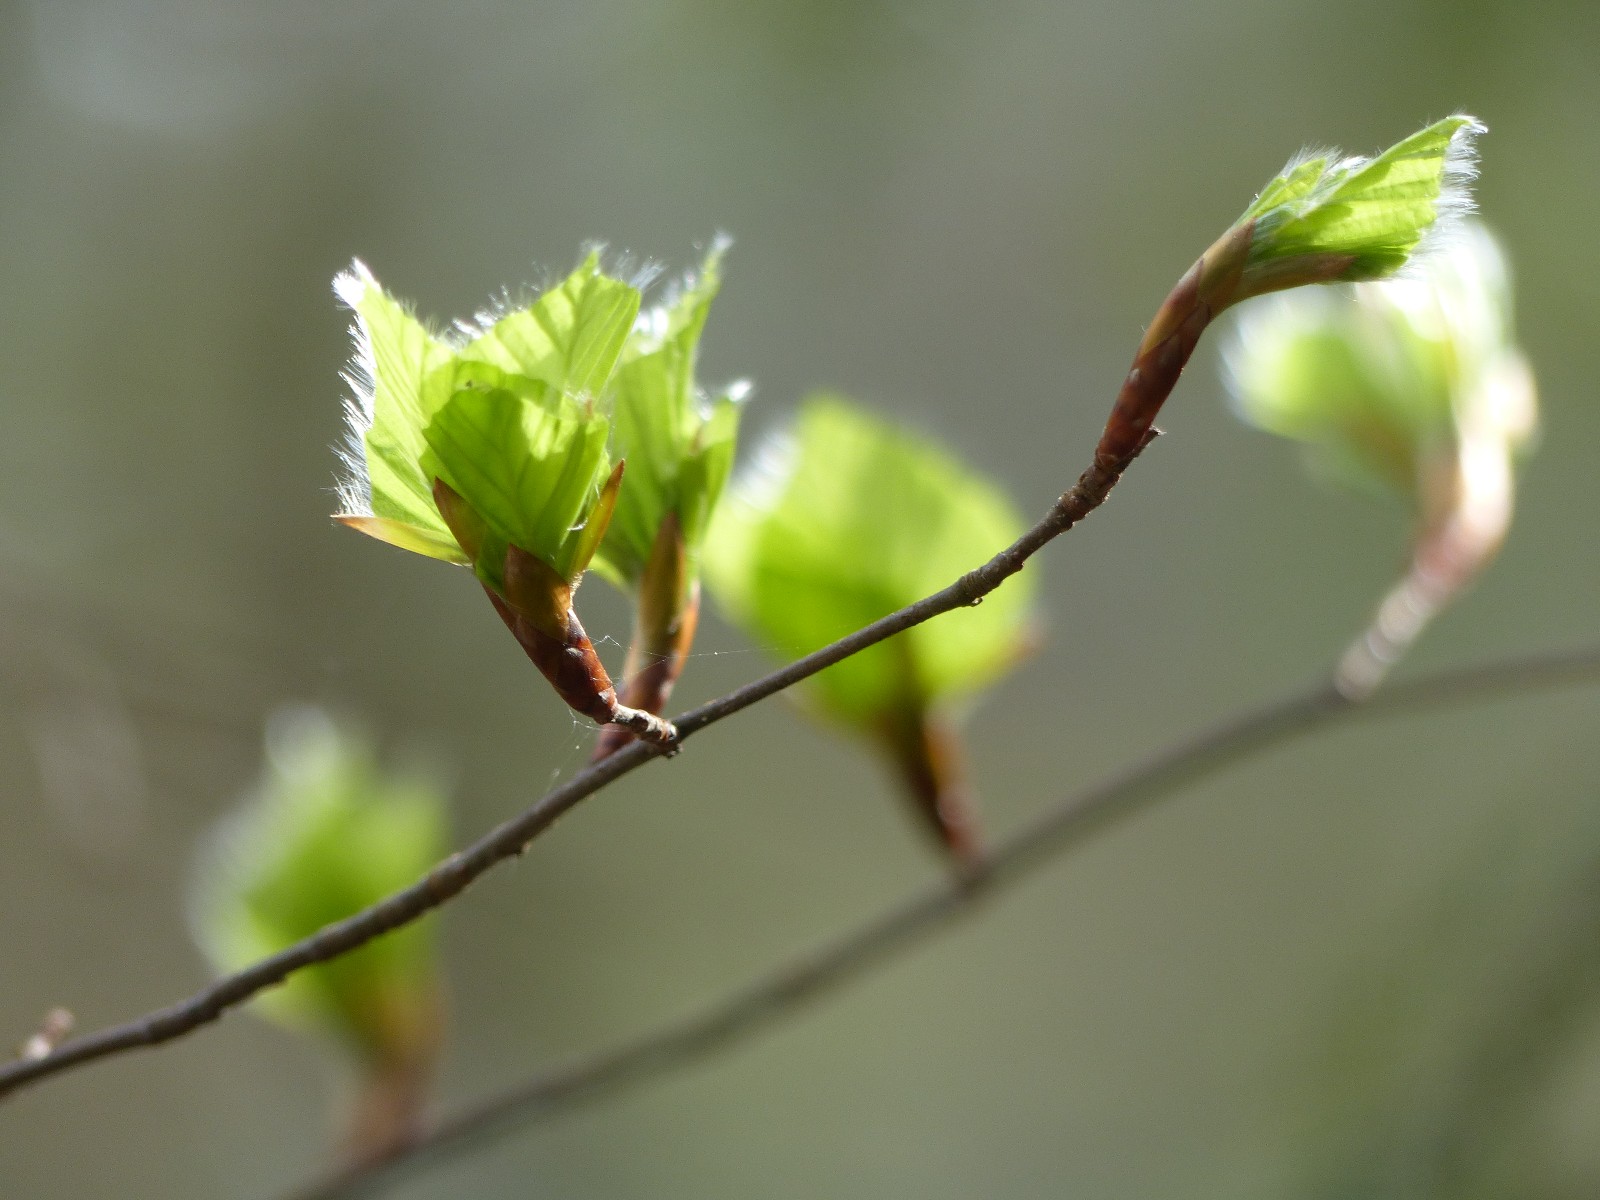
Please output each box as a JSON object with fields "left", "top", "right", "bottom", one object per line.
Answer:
{"left": 1402, "top": 115, "right": 1486, "bottom": 279}
{"left": 332, "top": 259, "right": 379, "bottom": 518}
{"left": 327, "top": 244, "right": 746, "bottom": 521}
{"left": 634, "top": 231, "right": 734, "bottom": 333}
{"left": 445, "top": 244, "right": 663, "bottom": 349}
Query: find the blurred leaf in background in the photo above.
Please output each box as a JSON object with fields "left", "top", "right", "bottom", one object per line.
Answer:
{"left": 1224, "top": 219, "right": 1537, "bottom": 694}
{"left": 191, "top": 708, "right": 448, "bottom": 1163}
{"left": 1095, "top": 115, "right": 1484, "bottom": 467}
{"left": 705, "top": 393, "right": 1037, "bottom": 863}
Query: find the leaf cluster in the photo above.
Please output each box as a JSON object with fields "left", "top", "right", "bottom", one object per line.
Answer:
{"left": 337, "top": 246, "right": 743, "bottom": 592}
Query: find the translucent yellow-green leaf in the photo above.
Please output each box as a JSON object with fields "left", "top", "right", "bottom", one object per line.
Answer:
{"left": 1228, "top": 295, "right": 1448, "bottom": 496}
{"left": 334, "top": 263, "right": 458, "bottom": 541}
{"left": 455, "top": 252, "right": 641, "bottom": 397}
{"left": 1237, "top": 116, "right": 1483, "bottom": 297}
{"left": 419, "top": 359, "right": 612, "bottom": 584}
{"left": 336, "top": 515, "right": 470, "bottom": 564}
{"left": 191, "top": 710, "right": 446, "bottom": 1061}
{"left": 704, "top": 394, "right": 1035, "bottom": 725}
{"left": 592, "top": 242, "right": 746, "bottom": 590}
{"left": 672, "top": 390, "right": 742, "bottom": 560}
{"left": 333, "top": 254, "right": 640, "bottom": 573}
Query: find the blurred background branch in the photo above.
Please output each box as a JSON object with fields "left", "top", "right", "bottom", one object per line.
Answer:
{"left": 283, "top": 644, "right": 1600, "bottom": 1200}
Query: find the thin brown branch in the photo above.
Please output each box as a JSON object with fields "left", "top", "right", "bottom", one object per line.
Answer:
{"left": 282, "top": 643, "right": 1600, "bottom": 1200}
{"left": 0, "top": 453, "right": 1140, "bottom": 1103}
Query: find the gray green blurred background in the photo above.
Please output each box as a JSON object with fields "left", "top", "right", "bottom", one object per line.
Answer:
{"left": 3, "top": 1, "right": 1600, "bottom": 1196}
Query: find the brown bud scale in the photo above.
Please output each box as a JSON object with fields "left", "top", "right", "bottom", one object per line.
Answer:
{"left": 875, "top": 705, "right": 983, "bottom": 867}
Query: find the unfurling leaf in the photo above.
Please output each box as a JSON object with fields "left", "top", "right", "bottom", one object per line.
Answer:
{"left": 592, "top": 238, "right": 748, "bottom": 591}
{"left": 334, "top": 255, "right": 633, "bottom": 585}
{"left": 586, "top": 240, "right": 749, "bottom": 757}
{"left": 705, "top": 394, "right": 1036, "bottom": 860}
{"left": 419, "top": 362, "right": 612, "bottom": 588}
{"left": 332, "top": 264, "right": 461, "bottom": 558}
{"left": 1095, "top": 116, "right": 1485, "bottom": 468}
{"left": 330, "top": 251, "right": 696, "bottom": 743}
{"left": 1235, "top": 116, "right": 1484, "bottom": 298}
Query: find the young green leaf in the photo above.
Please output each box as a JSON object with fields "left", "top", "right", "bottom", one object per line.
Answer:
{"left": 584, "top": 242, "right": 748, "bottom": 760}
{"left": 1226, "top": 289, "right": 1453, "bottom": 497}
{"left": 335, "top": 256, "right": 640, "bottom": 582}
{"left": 705, "top": 394, "right": 1036, "bottom": 860}
{"left": 331, "top": 253, "right": 676, "bottom": 745}
{"left": 333, "top": 263, "right": 464, "bottom": 562}
{"left": 1095, "top": 115, "right": 1485, "bottom": 469}
{"left": 191, "top": 709, "right": 447, "bottom": 1066}
{"left": 1237, "top": 116, "right": 1484, "bottom": 298}
{"left": 418, "top": 360, "right": 613, "bottom": 587}
{"left": 708, "top": 395, "right": 1034, "bottom": 723}
{"left": 591, "top": 240, "right": 747, "bottom": 591}
{"left": 453, "top": 251, "right": 642, "bottom": 397}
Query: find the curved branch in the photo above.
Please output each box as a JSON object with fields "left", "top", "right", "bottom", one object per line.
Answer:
{"left": 0, "top": 454, "right": 1139, "bottom": 1102}
{"left": 282, "top": 644, "right": 1600, "bottom": 1200}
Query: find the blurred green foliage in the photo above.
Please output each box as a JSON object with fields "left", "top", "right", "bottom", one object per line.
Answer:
{"left": 705, "top": 393, "right": 1036, "bottom": 725}
{"left": 1225, "top": 220, "right": 1534, "bottom": 502}
{"left": 191, "top": 709, "right": 446, "bottom": 1068}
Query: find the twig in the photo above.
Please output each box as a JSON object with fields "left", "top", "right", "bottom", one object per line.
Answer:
{"left": 1335, "top": 423, "right": 1519, "bottom": 699}
{"left": 15, "top": 1008, "right": 73, "bottom": 1062}
{"left": 0, "top": 453, "right": 1140, "bottom": 1102}
{"left": 281, "top": 643, "right": 1600, "bottom": 1200}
